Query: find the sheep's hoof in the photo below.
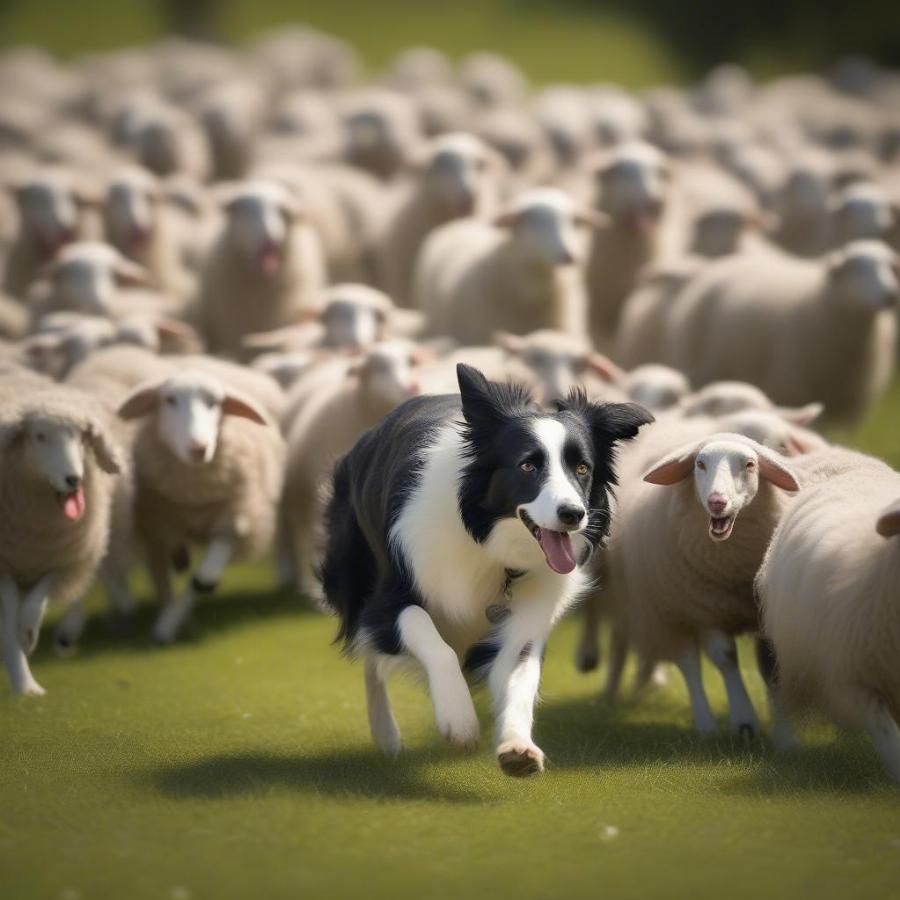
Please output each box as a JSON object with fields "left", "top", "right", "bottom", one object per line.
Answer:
{"left": 497, "top": 740, "right": 545, "bottom": 777}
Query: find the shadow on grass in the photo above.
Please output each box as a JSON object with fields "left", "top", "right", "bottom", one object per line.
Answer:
{"left": 535, "top": 695, "right": 894, "bottom": 795}
{"left": 140, "top": 746, "right": 494, "bottom": 805}
{"left": 33, "top": 585, "right": 322, "bottom": 666}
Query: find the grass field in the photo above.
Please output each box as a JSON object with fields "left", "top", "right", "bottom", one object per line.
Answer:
{"left": 1, "top": 378, "right": 899, "bottom": 900}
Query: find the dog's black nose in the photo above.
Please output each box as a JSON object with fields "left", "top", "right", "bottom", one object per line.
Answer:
{"left": 557, "top": 504, "right": 585, "bottom": 527}
{"left": 65, "top": 474, "right": 81, "bottom": 490}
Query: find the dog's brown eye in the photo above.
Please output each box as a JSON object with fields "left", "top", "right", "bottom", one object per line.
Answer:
{"left": 520, "top": 461, "right": 536, "bottom": 473}
{"left": 576, "top": 463, "right": 590, "bottom": 476}
{"left": 696, "top": 460, "right": 706, "bottom": 471}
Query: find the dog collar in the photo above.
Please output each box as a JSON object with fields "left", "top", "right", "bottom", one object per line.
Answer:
{"left": 485, "top": 569, "right": 526, "bottom": 625}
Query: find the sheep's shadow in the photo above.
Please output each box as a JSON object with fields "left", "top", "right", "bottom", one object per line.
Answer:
{"left": 139, "top": 745, "right": 495, "bottom": 805}
{"left": 33, "top": 583, "right": 321, "bottom": 665}
{"left": 534, "top": 695, "right": 893, "bottom": 795}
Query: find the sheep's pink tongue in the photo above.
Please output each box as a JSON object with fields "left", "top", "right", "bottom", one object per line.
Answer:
{"left": 259, "top": 247, "right": 282, "bottom": 275}
{"left": 62, "top": 488, "right": 85, "bottom": 521}
{"left": 538, "top": 528, "right": 577, "bottom": 575}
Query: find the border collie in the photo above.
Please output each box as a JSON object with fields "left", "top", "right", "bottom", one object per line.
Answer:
{"left": 321, "top": 364, "right": 653, "bottom": 776}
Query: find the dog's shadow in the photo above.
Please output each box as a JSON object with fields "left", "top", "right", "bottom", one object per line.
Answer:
{"left": 535, "top": 694, "right": 893, "bottom": 795}
{"left": 139, "top": 745, "right": 496, "bottom": 805}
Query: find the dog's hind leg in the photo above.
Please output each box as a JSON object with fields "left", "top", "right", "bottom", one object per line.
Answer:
{"left": 365, "top": 656, "right": 402, "bottom": 756}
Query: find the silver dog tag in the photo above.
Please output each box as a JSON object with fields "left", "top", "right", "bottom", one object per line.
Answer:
{"left": 485, "top": 603, "right": 512, "bottom": 625}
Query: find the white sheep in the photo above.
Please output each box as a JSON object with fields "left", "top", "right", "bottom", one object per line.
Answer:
{"left": 757, "top": 450, "right": 900, "bottom": 778}
{"left": 665, "top": 240, "right": 899, "bottom": 423}
{"left": 117, "top": 369, "right": 286, "bottom": 644}
{"left": 414, "top": 187, "right": 602, "bottom": 345}
{"left": 281, "top": 342, "right": 422, "bottom": 595}
{"left": 607, "top": 432, "right": 800, "bottom": 735}
{"left": 0, "top": 382, "right": 122, "bottom": 693}
{"left": 195, "top": 180, "right": 327, "bottom": 359}
{"left": 375, "top": 133, "right": 502, "bottom": 308}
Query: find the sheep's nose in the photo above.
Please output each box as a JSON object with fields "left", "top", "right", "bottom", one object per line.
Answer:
{"left": 707, "top": 494, "right": 728, "bottom": 515}
{"left": 189, "top": 440, "right": 208, "bottom": 461}
{"left": 65, "top": 474, "right": 81, "bottom": 490}
{"left": 557, "top": 504, "right": 586, "bottom": 528}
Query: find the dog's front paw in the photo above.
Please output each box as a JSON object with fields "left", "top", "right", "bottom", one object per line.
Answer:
{"left": 497, "top": 739, "right": 545, "bottom": 777}
{"left": 432, "top": 681, "right": 480, "bottom": 751}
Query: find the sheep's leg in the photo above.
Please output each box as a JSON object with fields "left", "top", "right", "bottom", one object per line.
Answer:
{"left": 102, "top": 560, "right": 137, "bottom": 621}
{"left": 574, "top": 593, "right": 601, "bottom": 673}
{"left": 675, "top": 643, "right": 717, "bottom": 734}
{"left": 0, "top": 576, "right": 44, "bottom": 696}
{"left": 705, "top": 630, "right": 760, "bottom": 739}
{"left": 19, "top": 575, "right": 52, "bottom": 656}
{"left": 397, "top": 605, "right": 479, "bottom": 751}
{"left": 601, "top": 617, "right": 628, "bottom": 703}
{"left": 755, "top": 636, "right": 799, "bottom": 750}
{"left": 862, "top": 697, "right": 900, "bottom": 783}
{"left": 364, "top": 656, "right": 402, "bottom": 756}
{"left": 634, "top": 658, "right": 669, "bottom": 694}
{"left": 147, "top": 545, "right": 174, "bottom": 608}
{"left": 153, "top": 536, "right": 234, "bottom": 645}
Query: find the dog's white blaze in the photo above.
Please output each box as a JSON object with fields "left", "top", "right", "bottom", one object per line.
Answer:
{"left": 519, "top": 418, "right": 583, "bottom": 530}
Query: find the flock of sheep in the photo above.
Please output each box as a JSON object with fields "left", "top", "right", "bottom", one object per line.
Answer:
{"left": 1, "top": 27, "right": 900, "bottom": 778}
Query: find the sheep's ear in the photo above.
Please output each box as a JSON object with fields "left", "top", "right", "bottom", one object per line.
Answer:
{"left": 114, "top": 257, "right": 153, "bottom": 287}
{"left": 786, "top": 428, "right": 823, "bottom": 455}
{"left": 644, "top": 442, "right": 699, "bottom": 485}
{"left": 117, "top": 380, "right": 163, "bottom": 419}
{"left": 493, "top": 330, "right": 526, "bottom": 354}
{"left": 222, "top": 391, "right": 269, "bottom": 426}
{"left": 775, "top": 402, "right": 824, "bottom": 427}
{"left": 574, "top": 208, "right": 609, "bottom": 229}
{"left": 757, "top": 448, "right": 800, "bottom": 492}
{"left": 876, "top": 499, "right": 900, "bottom": 538}
{"left": 85, "top": 421, "right": 122, "bottom": 475}
{"left": 154, "top": 318, "right": 197, "bottom": 341}
{"left": 584, "top": 353, "right": 626, "bottom": 384}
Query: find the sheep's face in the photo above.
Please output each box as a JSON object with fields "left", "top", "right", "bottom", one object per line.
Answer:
{"left": 105, "top": 178, "right": 159, "bottom": 254}
{"left": 225, "top": 190, "right": 297, "bottom": 276}
{"left": 44, "top": 245, "right": 148, "bottom": 316}
{"left": 510, "top": 201, "right": 582, "bottom": 267}
{"left": 354, "top": 344, "right": 420, "bottom": 411}
{"left": 828, "top": 242, "right": 900, "bottom": 313}
{"left": 21, "top": 417, "right": 86, "bottom": 519}
{"left": 157, "top": 382, "right": 225, "bottom": 466}
{"left": 321, "top": 300, "right": 383, "bottom": 349}
{"left": 595, "top": 146, "right": 669, "bottom": 230}
{"left": 425, "top": 137, "right": 495, "bottom": 217}
{"left": 624, "top": 366, "right": 689, "bottom": 412}
{"left": 832, "top": 189, "right": 893, "bottom": 244}
{"left": 691, "top": 209, "right": 747, "bottom": 258}
{"left": 17, "top": 182, "right": 79, "bottom": 257}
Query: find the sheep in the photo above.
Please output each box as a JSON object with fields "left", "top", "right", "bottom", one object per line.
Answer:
{"left": 414, "top": 187, "right": 602, "bottom": 345}
{"left": 665, "top": 240, "right": 899, "bottom": 423}
{"left": 757, "top": 450, "right": 900, "bottom": 778}
{"left": 584, "top": 142, "right": 672, "bottom": 344}
{"left": 124, "top": 101, "right": 211, "bottom": 182}
{"left": 243, "top": 283, "right": 423, "bottom": 356}
{"left": 828, "top": 181, "right": 896, "bottom": 246}
{"left": 375, "top": 133, "right": 502, "bottom": 308}
{"left": 0, "top": 291, "right": 28, "bottom": 340}
{"left": 26, "top": 241, "right": 158, "bottom": 321}
{"left": 280, "top": 342, "right": 422, "bottom": 596}
{"left": 472, "top": 107, "right": 555, "bottom": 188}
{"left": 606, "top": 432, "right": 800, "bottom": 735}
{"left": 196, "top": 81, "right": 264, "bottom": 181}
{"left": 679, "top": 380, "right": 825, "bottom": 424}
{"left": 458, "top": 53, "right": 528, "bottom": 109}
{"left": 3, "top": 169, "right": 99, "bottom": 299}
{"left": 0, "top": 382, "right": 122, "bottom": 693}
{"left": 771, "top": 152, "right": 834, "bottom": 256}
{"left": 195, "top": 180, "right": 327, "bottom": 359}
{"left": 102, "top": 165, "right": 196, "bottom": 296}
{"left": 117, "top": 369, "right": 286, "bottom": 644}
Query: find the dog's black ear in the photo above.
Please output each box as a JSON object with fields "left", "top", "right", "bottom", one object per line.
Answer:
{"left": 558, "top": 390, "right": 654, "bottom": 448}
{"left": 457, "top": 363, "right": 532, "bottom": 440}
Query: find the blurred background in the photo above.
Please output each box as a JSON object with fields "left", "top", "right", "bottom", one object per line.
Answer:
{"left": 1, "top": 0, "right": 898, "bottom": 85}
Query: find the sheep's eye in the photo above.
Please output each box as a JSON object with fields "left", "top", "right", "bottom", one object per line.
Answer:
{"left": 576, "top": 462, "right": 590, "bottom": 477}
{"left": 165, "top": 396, "right": 177, "bottom": 407}
{"left": 520, "top": 461, "right": 536, "bottom": 473}
{"left": 35, "top": 432, "right": 46, "bottom": 443}
{"left": 696, "top": 460, "right": 706, "bottom": 471}
{"left": 746, "top": 460, "right": 756, "bottom": 470}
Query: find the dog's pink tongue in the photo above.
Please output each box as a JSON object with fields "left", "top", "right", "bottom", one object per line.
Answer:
{"left": 538, "top": 528, "right": 577, "bottom": 574}
{"left": 63, "top": 488, "right": 85, "bottom": 521}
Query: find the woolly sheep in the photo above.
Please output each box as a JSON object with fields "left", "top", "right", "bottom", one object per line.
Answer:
{"left": 757, "top": 450, "right": 900, "bottom": 778}
{"left": 458, "top": 53, "right": 528, "bottom": 109}
{"left": 584, "top": 141, "right": 672, "bottom": 344}
{"left": 117, "top": 369, "right": 286, "bottom": 643}
{"left": 280, "top": 342, "right": 422, "bottom": 595}
{"left": 606, "top": 432, "right": 800, "bottom": 734}
{"left": 665, "top": 240, "right": 899, "bottom": 423}
{"left": 828, "top": 181, "right": 896, "bottom": 246}
{"left": 375, "top": 133, "right": 502, "bottom": 308}
{"left": 195, "top": 180, "right": 327, "bottom": 359}
{"left": 0, "top": 382, "right": 122, "bottom": 693}
{"left": 415, "top": 187, "right": 602, "bottom": 345}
